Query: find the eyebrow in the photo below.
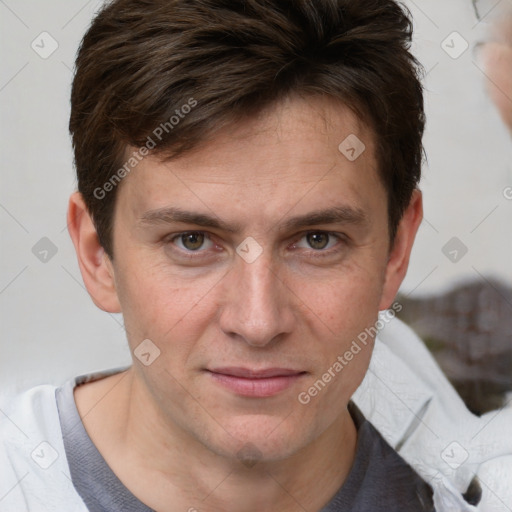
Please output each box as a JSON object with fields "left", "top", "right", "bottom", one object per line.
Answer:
{"left": 138, "top": 205, "right": 368, "bottom": 233}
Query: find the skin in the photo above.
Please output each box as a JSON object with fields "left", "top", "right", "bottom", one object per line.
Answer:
{"left": 479, "top": 12, "right": 512, "bottom": 133}
{"left": 67, "top": 95, "right": 423, "bottom": 512}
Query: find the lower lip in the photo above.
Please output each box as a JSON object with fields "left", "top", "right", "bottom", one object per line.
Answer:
{"left": 207, "top": 372, "right": 305, "bottom": 397}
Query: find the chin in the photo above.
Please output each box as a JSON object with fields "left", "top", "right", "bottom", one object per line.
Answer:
{"left": 203, "top": 414, "right": 312, "bottom": 464}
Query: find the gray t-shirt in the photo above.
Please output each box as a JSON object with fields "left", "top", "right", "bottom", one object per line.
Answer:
{"left": 55, "top": 370, "right": 435, "bottom": 512}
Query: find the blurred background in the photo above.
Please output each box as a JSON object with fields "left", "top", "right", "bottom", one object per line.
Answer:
{"left": 1, "top": 0, "right": 511, "bottom": 414}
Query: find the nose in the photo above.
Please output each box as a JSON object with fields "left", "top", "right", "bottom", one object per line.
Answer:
{"left": 218, "top": 251, "right": 295, "bottom": 348}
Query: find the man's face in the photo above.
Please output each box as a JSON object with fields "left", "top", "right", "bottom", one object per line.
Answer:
{"left": 106, "top": 96, "right": 398, "bottom": 461}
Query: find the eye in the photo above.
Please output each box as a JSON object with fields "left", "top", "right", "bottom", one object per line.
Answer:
{"left": 171, "top": 231, "right": 214, "bottom": 252}
{"left": 294, "top": 231, "right": 341, "bottom": 251}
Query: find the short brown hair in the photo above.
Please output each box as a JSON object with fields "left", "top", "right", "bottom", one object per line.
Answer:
{"left": 70, "top": 0, "right": 425, "bottom": 259}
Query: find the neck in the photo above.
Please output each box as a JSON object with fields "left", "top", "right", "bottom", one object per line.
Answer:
{"left": 74, "top": 367, "right": 358, "bottom": 512}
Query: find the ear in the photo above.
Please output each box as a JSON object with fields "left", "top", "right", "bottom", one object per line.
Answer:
{"left": 379, "top": 189, "right": 423, "bottom": 310}
{"left": 67, "top": 191, "right": 121, "bottom": 313}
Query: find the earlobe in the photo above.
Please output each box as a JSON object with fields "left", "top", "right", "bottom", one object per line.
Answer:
{"left": 379, "top": 189, "right": 423, "bottom": 311}
{"left": 67, "top": 191, "right": 122, "bottom": 313}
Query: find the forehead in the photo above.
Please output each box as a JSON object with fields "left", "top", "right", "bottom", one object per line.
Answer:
{"left": 116, "top": 96, "right": 383, "bottom": 225}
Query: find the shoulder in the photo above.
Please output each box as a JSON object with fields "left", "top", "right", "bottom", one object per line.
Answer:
{"left": 347, "top": 402, "right": 436, "bottom": 511}
{"left": 0, "top": 383, "right": 88, "bottom": 512}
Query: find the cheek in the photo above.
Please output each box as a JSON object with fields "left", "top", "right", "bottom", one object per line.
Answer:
{"left": 114, "top": 258, "right": 222, "bottom": 347}
{"left": 292, "top": 263, "right": 383, "bottom": 390}
{"left": 295, "top": 263, "right": 384, "bottom": 337}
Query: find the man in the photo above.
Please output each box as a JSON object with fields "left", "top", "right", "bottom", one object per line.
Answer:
{"left": 0, "top": 0, "right": 443, "bottom": 510}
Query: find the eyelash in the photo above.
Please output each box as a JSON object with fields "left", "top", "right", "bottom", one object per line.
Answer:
{"left": 165, "top": 231, "right": 346, "bottom": 260}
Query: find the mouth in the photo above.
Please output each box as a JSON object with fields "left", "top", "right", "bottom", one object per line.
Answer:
{"left": 205, "top": 367, "right": 307, "bottom": 397}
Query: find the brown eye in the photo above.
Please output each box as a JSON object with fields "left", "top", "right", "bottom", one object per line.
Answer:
{"left": 306, "top": 232, "right": 330, "bottom": 250}
{"left": 180, "top": 232, "right": 205, "bottom": 251}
